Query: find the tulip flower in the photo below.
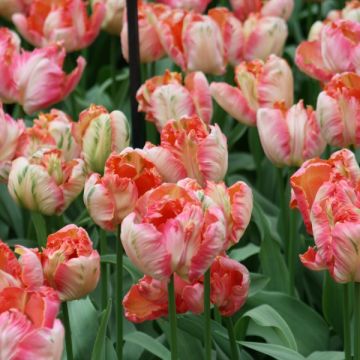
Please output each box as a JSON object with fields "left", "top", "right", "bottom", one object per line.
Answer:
{"left": 84, "top": 148, "right": 163, "bottom": 231}
{"left": 0, "top": 241, "right": 44, "bottom": 290}
{"left": 12, "top": 0, "right": 106, "bottom": 52}
{"left": 73, "top": 104, "right": 130, "bottom": 174}
{"left": 8, "top": 148, "right": 86, "bottom": 216}
{"left": 145, "top": 115, "right": 228, "bottom": 185}
{"left": 42, "top": 225, "right": 100, "bottom": 301}
{"left": 91, "top": 0, "right": 124, "bottom": 35}
{"left": 290, "top": 149, "right": 360, "bottom": 234}
{"left": 243, "top": 14, "right": 288, "bottom": 61}
{"left": 208, "top": 7, "right": 244, "bottom": 66}
{"left": 210, "top": 255, "right": 250, "bottom": 317}
{"left": 123, "top": 274, "right": 204, "bottom": 323}
{"left": 204, "top": 180, "right": 253, "bottom": 249}
{"left": 157, "top": 0, "right": 210, "bottom": 12}
{"left": 0, "top": 104, "right": 26, "bottom": 182}
{"left": 157, "top": 10, "right": 226, "bottom": 74}
{"left": 324, "top": 1, "right": 360, "bottom": 24}
{"left": 0, "top": 286, "right": 64, "bottom": 359}
{"left": 136, "top": 70, "right": 212, "bottom": 130}
{"left": 211, "top": 55, "right": 293, "bottom": 126}
{"left": 121, "top": 2, "right": 169, "bottom": 63}
{"left": 257, "top": 101, "right": 326, "bottom": 167}
{"left": 296, "top": 20, "right": 360, "bottom": 82}
{"left": 229, "top": 0, "right": 261, "bottom": 21}
{"left": 0, "top": 28, "right": 85, "bottom": 114}
{"left": 20, "top": 109, "right": 81, "bottom": 161}
{"left": 0, "top": 0, "right": 29, "bottom": 20}
{"left": 121, "top": 181, "right": 226, "bottom": 282}
{"left": 316, "top": 72, "right": 360, "bottom": 148}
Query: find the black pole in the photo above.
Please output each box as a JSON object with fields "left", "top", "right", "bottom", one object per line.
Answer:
{"left": 126, "top": 0, "right": 145, "bottom": 148}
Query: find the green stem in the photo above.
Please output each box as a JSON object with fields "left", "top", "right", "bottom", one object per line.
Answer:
{"left": 343, "top": 284, "right": 352, "bottom": 360}
{"left": 288, "top": 207, "right": 297, "bottom": 296}
{"left": 62, "top": 302, "right": 74, "bottom": 360}
{"left": 226, "top": 317, "right": 240, "bottom": 360}
{"left": 99, "top": 229, "right": 108, "bottom": 310}
{"left": 354, "top": 283, "right": 360, "bottom": 360}
{"left": 111, "top": 36, "right": 117, "bottom": 100}
{"left": 277, "top": 168, "right": 287, "bottom": 248}
{"left": 204, "top": 269, "right": 212, "bottom": 360}
{"left": 116, "top": 226, "right": 123, "bottom": 360}
{"left": 168, "top": 274, "right": 178, "bottom": 360}
{"left": 31, "top": 212, "right": 47, "bottom": 248}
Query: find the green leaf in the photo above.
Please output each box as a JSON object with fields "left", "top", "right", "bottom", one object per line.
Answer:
{"left": 101, "top": 254, "right": 143, "bottom": 281}
{"left": 30, "top": 212, "right": 47, "bottom": 248}
{"left": 307, "top": 352, "right": 344, "bottom": 360}
{"left": 228, "top": 124, "right": 248, "bottom": 149}
{"left": 248, "top": 291, "right": 330, "bottom": 356}
{"left": 228, "top": 152, "right": 256, "bottom": 174}
{"left": 241, "top": 305, "right": 297, "bottom": 350}
{"left": 249, "top": 273, "right": 270, "bottom": 297}
{"left": 124, "top": 331, "right": 171, "bottom": 360}
{"left": 240, "top": 342, "right": 305, "bottom": 360}
{"left": 229, "top": 243, "right": 260, "bottom": 262}
{"left": 91, "top": 299, "right": 112, "bottom": 360}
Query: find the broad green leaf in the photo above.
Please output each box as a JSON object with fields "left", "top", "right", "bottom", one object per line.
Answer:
{"left": 6, "top": 238, "right": 37, "bottom": 248}
{"left": 241, "top": 305, "right": 297, "bottom": 350}
{"left": 249, "top": 273, "right": 270, "bottom": 297}
{"left": 124, "top": 331, "right": 171, "bottom": 360}
{"left": 230, "top": 243, "right": 260, "bottom": 262}
{"left": 307, "top": 352, "right": 344, "bottom": 360}
{"left": 101, "top": 254, "right": 143, "bottom": 281}
{"left": 240, "top": 341, "right": 305, "bottom": 360}
{"left": 91, "top": 299, "right": 112, "bottom": 360}
{"left": 248, "top": 291, "right": 330, "bottom": 356}
{"left": 228, "top": 124, "right": 247, "bottom": 149}
{"left": 228, "top": 152, "right": 256, "bottom": 174}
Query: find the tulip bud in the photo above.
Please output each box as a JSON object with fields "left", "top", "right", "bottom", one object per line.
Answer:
{"left": 0, "top": 104, "right": 26, "bottom": 182}
{"left": 211, "top": 55, "right": 293, "bottom": 126}
{"left": 91, "top": 0, "right": 124, "bottom": 35}
{"left": 257, "top": 101, "right": 326, "bottom": 167}
{"left": 8, "top": 149, "right": 86, "bottom": 215}
{"left": 121, "top": 2, "right": 168, "bottom": 63}
{"left": 243, "top": 14, "right": 288, "bottom": 61}
{"left": 74, "top": 104, "right": 130, "bottom": 174}
{"left": 42, "top": 225, "right": 100, "bottom": 301}
{"left": 12, "top": 0, "right": 105, "bottom": 52}
{"left": 84, "top": 148, "right": 163, "bottom": 231}
{"left": 0, "top": 286, "right": 64, "bottom": 359}
{"left": 316, "top": 72, "right": 360, "bottom": 148}
{"left": 136, "top": 70, "right": 212, "bottom": 130}
{"left": 261, "top": 0, "right": 294, "bottom": 20}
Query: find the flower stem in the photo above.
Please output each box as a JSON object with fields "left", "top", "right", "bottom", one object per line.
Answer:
{"left": 288, "top": 207, "right": 297, "bottom": 296}
{"left": 226, "top": 317, "right": 240, "bottom": 360}
{"left": 99, "top": 228, "right": 108, "bottom": 310}
{"left": 31, "top": 212, "right": 47, "bottom": 248}
{"left": 111, "top": 36, "right": 117, "bottom": 100}
{"left": 354, "top": 282, "right": 360, "bottom": 360}
{"left": 343, "top": 283, "right": 352, "bottom": 360}
{"left": 204, "top": 269, "right": 212, "bottom": 360}
{"left": 168, "top": 274, "right": 178, "bottom": 360}
{"left": 62, "top": 302, "right": 74, "bottom": 360}
{"left": 116, "top": 226, "right": 123, "bottom": 360}
{"left": 277, "top": 168, "right": 287, "bottom": 245}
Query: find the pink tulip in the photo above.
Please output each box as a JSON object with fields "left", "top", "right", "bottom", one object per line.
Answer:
{"left": 296, "top": 20, "right": 360, "bottom": 82}
{"left": 208, "top": 7, "right": 244, "bottom": 66}
{"left": 290, "top": 149, "right": 360, "bottom": 234}
{"left": 73, "top": 104, "right": 130, "bottom": 174}
{"left": 243, "top": 14, "right": 288, "bottom": 61}
{"left": 211, "top": 55, "right": 293, "bottom": 126}
{"left": 91, "top": 0, "right": 125, "bottom": 35}
{"left": 121, "top": 2, "right": 169, "bottom": 63}
{"left": 0, "top": 241, "right": 44, "bottom": 290}
{"left": 210, "top": 255, "right": 250, "bottom": 317}
{"left": 12, "top": 0, "right": 105, "bottom": 52}
{"left": 156, "top": 0, "right": 210, "bottom": 12}
{"left": 42, "top": 225, "right": 100, "bottom": 301}
{"left": 84, "top": 148, "right": 163, "bottom": 231}
{"left": 257, "top": 101, "right": 326, "bottom": 167}
{"left": 8, "top": 149, "right": 86, "bottom": 216}
{"left": 123, "top": 274, "right": 204, "bottom": 323}
{"left": 145, "top": 115, "right": 228, "bottom": 185}
{"left": 136, "top": 70, "right": 212, "bottom": 130}
{"left": 0, "top": 0, "right": 29, "bottom": 20}
{"left": 157, "top": 10, "right": 226, "bottom": 74}
{"left": 0, "top": 28, "right": 85, "bottom": 114}
{"left": 229, "top": 0, "right": 261, "bottom": 21}
{"left": 0, "top": 286, "right": 64, "bottom": 360}
{"left": 20, "top": 109, "right": 81, "bottom": 161}
{"left": 0, "top": 104, "right": 26, "bottom": 182}
{"left": 316, "top": 72, "right": 360, "bottom": 147}
{"left": 121, "top": 181, "right": 226, "bottom": 282}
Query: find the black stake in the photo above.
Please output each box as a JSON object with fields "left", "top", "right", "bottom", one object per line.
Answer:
{"left": 126, "top": 0, "right": 145, "bottom": 148}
